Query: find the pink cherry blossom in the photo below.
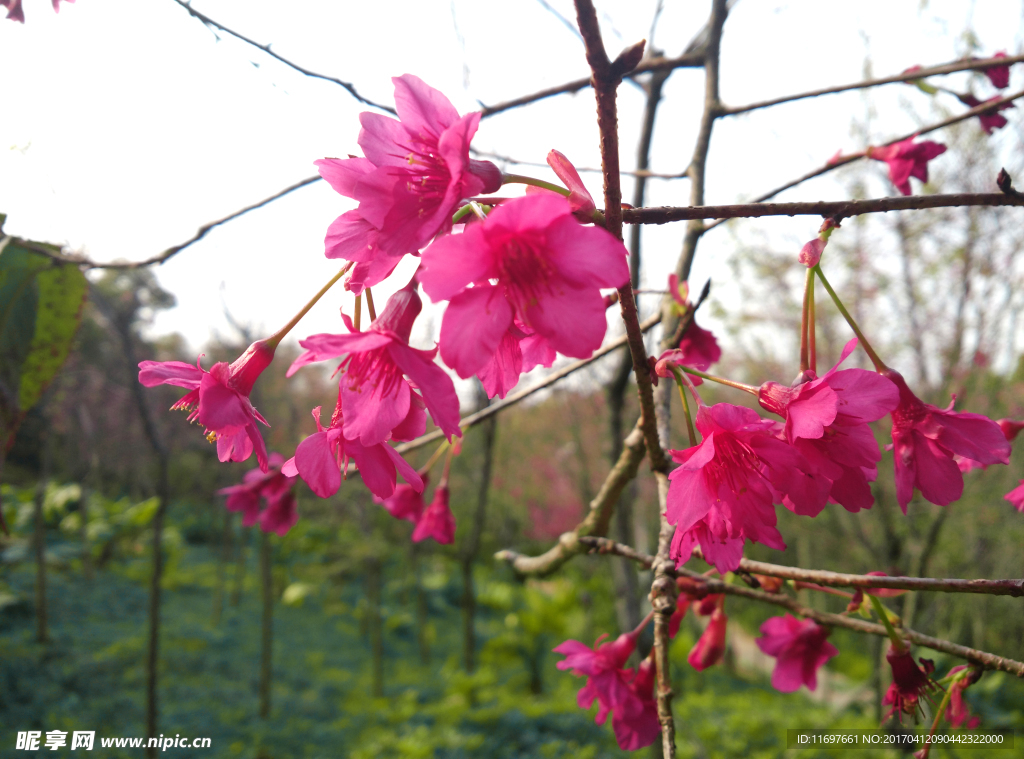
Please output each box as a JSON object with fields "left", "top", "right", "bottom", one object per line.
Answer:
{"left": 1004, "top": 481, "right": 1024, "bottom": 512}
{"left": 755, "top": 615, "right": 839, "bottom": 692}
{"left": 283, "top": 397, "right": 422, "bottom": 501}
{"left": 139, "top": 340, "right": 275, "bottom": 472}
{"left": 799, "top": 238, "right": 826, "bottom": 267}
{"left": 545, "top": 149, "right": 597, "bottom": 219}
{"left": 884, "top": 369, "right": 1010, "bottom": 511}
{"left": 956, "top": 93, "right": 1015, "bottom": 134}
{"left": 411, "top": 485, "right": 456, "bottom": 544}
{"left": 419, "top": 192, "right": 629, "bottom": 385}
{"left": 688, "top": 607, "right": 728, "bottom": 671}
{"left": 655, "top": 322, "right": 721, "bottom": 381}
{"left": 982, "top": 51, "right": 1011, "bottom": 89}
{"left": 945, "top": 665, "right": 982, "bottom": 729}
{"left": 288, "top": 282, "right": 460, "bottom": 446}
{"left": 882, "top": 647, "right": 937, "bottom": 721}
{"left": 555, "top": 630, "right": 640, "bottom": 733}
{"left": 957, "top": 418, "right": 1024, "bottom": 472}
{"left": 758, "top": 338, "right": 898, "bottom": 513}
{"left": 475, "top": 321, "right": 558, "bottom": 399}
{"left": 218, "top": 453, "right": 300, "bottom": 535}
{"left": 612, "top": 658, "right": 660, "bottom": 751}
{"left": 377, "top": 474, "right": 428, "bottom": 524}
{"left": 867, "top": 138, "right": 947, "bottom": 196}
{"left": 315, "top": 75, "right": 501, "bottom": 278}
{"left": 666, "top": 402, "right": 828, "bottom": 573}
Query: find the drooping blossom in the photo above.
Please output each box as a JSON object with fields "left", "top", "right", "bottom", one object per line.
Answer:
{"left": 798, "top": 218, "right": 839, "bottom": 268}
{"left": 654, "top": 275, "right": 720, "bottom": 386}
{"left": 377, "top": 474, "right": 427, "bottom": 524}
{"left": 139, "top": 340, "right": 275, "bottom": 472}
{"left": 981, "top": 51, "right": 1011, "bottom": 89}
{"left": 688, "top": 607, "right": 728, "bottom": 671}
{"left": 554, "top": 629, "right": 640, "bottom": 733}
{"left": 411, "top": 485, "right": 456, "bottom": 544}
{"left": 668, "top": 576, "right": 712, "bottom": 637}
{"left": 883, "top": 369, "right": 1010, "bottom": 511}
{"left": 956, "top": 93, "right": 1015, "bottom": 134}
{"left": 957, "top": 418, "right": 1024, "bottom": 472}
{"left": 419, "top": 192, "right": 629, "bottom": 386}
{"left": 755, "top": 615, "right": 839, "bottom": 692}
{"left": 525, "top": 149, "right": 598, "bottom": 221}
{"left": 283, "top": 396, "right": 422, "bottom": 501}
{"left": 1004, "top": 481, "right": 1024, "bottom": 512}
{"left": 758, "top": 338, "right": 899, "bottom": 513}
{"left": 314, "top": 75, "right": 501, "bottom": 289}
{"left": 945, "top": 665, "right": 982, "bottom": 729}
{"left": 288, "top": 282, "right": 461, "bottom": 446}
{"left": 882, "top": 647, "right": 937, "bottom": 721}
{"left": 218, "top": 453, "right": 300, "bottom": 536}
{"left": 666, "top": 402, "right": 828, "bottom": 573}
{"left": 867, "top": 138, "right": 947, "bottom": 196}
{"left": 475, "top": 319, "right": 557, "bottom": 399}
{"left": 612, "top": 658, "right": 661, "bottom": 751}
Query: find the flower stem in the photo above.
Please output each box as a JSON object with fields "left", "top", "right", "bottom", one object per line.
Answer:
{"left": 365, "top": 287, "right": 377, "bottom": 322}
{"left": 419, "top": 440, "right": 449, "bottom": 476}
{"left": 501, "top": 173, "right": 571, "bottom": 197}
{"left": 800, "top": 268, "right": 811, "bottom": 373}
{"left": 353, "top": 294, "right": 362, "bottom": 333}
{"left": 265, "top": 262, "right": 353, "bottom": 349}
{"left": 681, "top": 366, "right": 759, "bottom": 395}
{"left": 633, "top": 609, "right": 656, "bottom": 637}
{"left": 813, "top": 265, "right": 888, "bottom": 372}
{"left": 919, "top": 685, "right": 955, "bottom": 759}
{"left": 451, "top": 203, "right": 476, "bottom": 225}
{"left": 809, "top": 272, "right": 817, "bottom": 374}
{"left": 869, "top": 594, "right": 906, "bottom": 652}
{"left": 670, "top": 366, "right": 698, "bottom": 447}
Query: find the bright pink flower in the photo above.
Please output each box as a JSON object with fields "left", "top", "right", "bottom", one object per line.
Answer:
{"left": 946, "top": 665, "right": 982, "bottom": 729}
{"left": 612, "top": 658, "right": 661, "bottom": 751}
{"left": 555, "top": 630, "right": 640, "bottom": 731}
{"left": 755, "top": 615, "right": 838, "bottom": 692}
{"left": 958, "top": 418, "right": 1024, "bottom": 472}
{"left": 139, "top": 340, "right": 275, "bottom": 472}
{"left": 671, "top": 522, "right": 745, "bottom": 575}
{"left": 1005, "top": 481, "right": 1024, "bottom": 512}
{"left": 884, "top": 369, "right": 1010, "bottom": 511}
{"left": 218, "top": 453, "right": 300, "bottom": 535}
{"left": 882, "top": 648, "right": 937, "bottom": 721}
{"left": 655, "top": 323, "right": 721, "bottom": 381}
{"left": 419, "top": 192, "right": 629, "bottom": 383}
{"left": 288, "top": 283, "right": 460, "bottom": 446}
{"left": 758, "top": 338, "right": 898, "bottom": 513}
{"left": 315, "top": 75, "right": 501, "bottom": 276}
{"left": 283, "top": 398, "right": 422, "bottom": 501}
{"left": 545, "top": 149, "right": 597, "bottom": 220}
{"left": 411, "top": 485, "right": 456, "bottom": 544}
{"left": 867, "top": 138, "right": 947, "bottom": 196}
{"left": 982, "top": 51, "right": 1011, "bottom": 89}
{"left": 475, "top": 321, "right": 557, "bottom": 399}
{"left": 956, "top": 93, "right": 1014, "bottom": 134}
{"left": 688, "top": 608, "right": 728, "bottom": 671}
{"left": 377, "top": 474, "right": 428, "bottom": 523}
{"left": 666, "top": 403, "right": 827, "bottom": 573}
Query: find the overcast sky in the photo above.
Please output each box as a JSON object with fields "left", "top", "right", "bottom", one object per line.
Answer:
{"left": 2, "top": 0, "right": 1022, "bottom": 377}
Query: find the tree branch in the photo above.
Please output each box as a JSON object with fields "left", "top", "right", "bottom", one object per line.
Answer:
{"left": 169, "top": 0, "right": 396, "bottom": 114}
{"left": 721, "top": 52, "right": 1024, "bottom": 116}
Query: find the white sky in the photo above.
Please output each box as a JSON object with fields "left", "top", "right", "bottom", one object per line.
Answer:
{"left": 1, "top": 0, "right": 1022, "bottom": 374}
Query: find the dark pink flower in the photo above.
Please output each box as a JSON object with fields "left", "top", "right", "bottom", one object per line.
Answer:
{"left": 139, "top": 340, "right": 275, "bottom": 472}
{"left": 411, "top": 485, "right": 456, "bottom": 544}
{"left": 259, "top": 489, "right": 299, "bottom": 536}
{"left": 377, "top": 474, "right": 428, "bottom": 523}
{"left": 671, "top": 522, "right": 745, "bottom": 575}
{"left": 555, "top": 629, "right": 640, "bottom": 731}
{"left": 982, "top": 51, "right": 1011, "bottom": 89}
{"left": 655, "top": 323, "right": 721, "bottom": 380}
{"left": 945, "top": 665, "right": 982, "bottom": 729}
{"left": 288, "top": 283, "right": 461, "bottom": 446}
{"left": 544, "top": 149, "right": 597, "bottom": 220}
{"left": 758, "top": 338, "right": 898, "bottom": 513}
{"left": 688, "top": 607, "right": 728, "bottom": 671}
{"left": 475, "top": 321, "right": 557, "bottom": 399}
{"left": 666, "top": 402, "right": 828, "bottom": 573}
{"left": 882, "top": 647, "right": 937, "bottom": 721}
{"left": 612, "top": 658, "right": 661, "bottom": 751}
{"left": 419, "top": 192, "right": 629, "bottom": 383}
{"left": 755, "top": 615, "right": 839, "bottom": 692}
{"left": 315, "top": 75, "right": 501, "bottom": 276}
{"left": 956, "top": 93, "right": 1014, "bottom": 134}
{"left": 884, "top": 369, "right": 1010, "bottom": 511}
{"left": 218, "top": 452, "right": 300, "bottom": 535}
{"left": 799, "top": 238, "right": 826, "bottom": 268}
{"left": 867, "top": 138, "right": 947, "bottom": 196}
{"left": 1, "top": 0, "right": 23, "bottom": 22}
{"left": 958, "top": 418, "right": 1024, "bottom": 472}
{"left": 1005, "top": 481, "right": 1024, "bottom": 512}
{"left": 283, "top": 397, "right": 422, "bottom": 501}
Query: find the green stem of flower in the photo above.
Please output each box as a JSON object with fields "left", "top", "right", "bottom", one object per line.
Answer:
{"left": 670, "top": 366, "right": 698, "bottom": 447}
{"left": 265, "top": 262, "right": 353, "bottom": 349}
{"left": 365, "top": 287, "right": 377, "bottom": 322}
{"left": 919, "top": 685, "right": 955, "bottom": 759}
{"left": 681, "top": 366, "right": 759, "bottom": 395}
{"left": 451, "top": 204, "right": 476, "bottom": 225}
{"left": 501, "top": 173, "right": 570, "bottom": 196}
{"left": 418, "top": 440, "right": 449, "bottom": 477}
{"left": 440, "top": 442, "right": 456, "bottom": 488}
{"left": 353, "top": 294, "right": 362, "bottom": 333}
{"left": 869, "top": 594, "right": 906, "bottom": 652}
{"left": 813, "top": 265, "right": 887, "bottom": 372}
{"left": 809, "top": 273, "right": 817, "bottom": 374}
{"left": 800, "top": 268, "right": 812, "bottom": 373}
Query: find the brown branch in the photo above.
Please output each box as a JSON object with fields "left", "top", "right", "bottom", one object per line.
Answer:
{"left": 394, "top": 312, "right": 661, "bottom": 456}
{"left": 478, "top": 52, "right": 703, "bottom": 119}
{"left": 722, "top": 52, "right": 1024, "bottom": 116}
{"left": 579, "top": 536, "right": 1024, "bottom": 597}
{"left": 494, "top": 422, "right": 646, "bottom": 576}
{"left": 621, "top": 191, "right": 1024, "bottom": 225}
{"left": 169, "top": 0, "right": 396, "bottom": 114}
{"left": 579, "top": 538, "right": 1024, "bottom": 677}
{"left": 29, "top": 175, "right": 322, "bottom": 270}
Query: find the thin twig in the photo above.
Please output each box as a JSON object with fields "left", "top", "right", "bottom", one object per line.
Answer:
{"left": 620, "top": 191, "right": 1024, "bottom": 224}
{"left": 722, "top": 52, "right": 1024, "bottom": 116}
{"left": 169, "top": 0, "right": 396, "bottom": 114}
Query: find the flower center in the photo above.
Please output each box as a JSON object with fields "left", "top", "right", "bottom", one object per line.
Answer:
{"left": 497, "top": 237, "right": 556, "bottom": 313}
{"left": 340, "top": 346, "right": 405, "bottom": 399}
